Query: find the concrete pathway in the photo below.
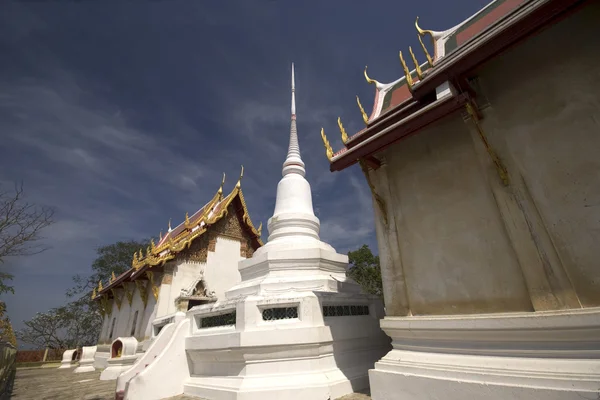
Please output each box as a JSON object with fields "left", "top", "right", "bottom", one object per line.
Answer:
{"left": 11, "top": 367, "right": 371, "bottom": 400}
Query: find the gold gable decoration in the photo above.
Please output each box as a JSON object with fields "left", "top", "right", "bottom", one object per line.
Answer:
{"left": 130, "top": 170, "right": 263, "bottom": 271}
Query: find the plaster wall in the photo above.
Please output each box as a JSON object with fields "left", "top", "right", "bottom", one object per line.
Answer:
{"left": 128, "top": 286, "right": 146, "bottom": 339}
{"left": 140, "top": 290, "right": 157, "bottom": 340}
{"left": 203, "top": 236, "right": 245, "bottom": 300}
{"left": 379, "top": 114, "right": 532, "bottom": 315}
{"left": 114, "top": 293, "right": 132, "bottom": 339}
{"left": 474, "top": 3, "right": 600, "bottom": 308}
{"left": 163, "top": 262, "right": 201, "bottom": 316}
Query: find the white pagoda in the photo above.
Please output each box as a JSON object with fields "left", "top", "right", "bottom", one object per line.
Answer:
{"left": 119, "top": 64, "right": 390, "bottom": 400}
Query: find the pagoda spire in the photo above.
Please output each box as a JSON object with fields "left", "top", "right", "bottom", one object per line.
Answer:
{"left": 282, "top": 63, "right": 305, "bottom": 178}
{"left": 257, "top": 62, "right": 328, "bottom": 250}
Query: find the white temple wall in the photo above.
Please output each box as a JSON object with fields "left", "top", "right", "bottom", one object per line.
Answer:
{"left": 474, "top": 2, "right": 599, "bottom": 308}
{"left": 155, "top": 267, "right": 172, "bottom": 319}
{"left": 378, "top": 113, "right": 533, "bottom": 316}
{"left": 141, "top": 290, "right": 158, "bottom": 340}
{"left": 114, "top": 295, "right": 133, "bottom": 339}
{"left": 163, "top": 262, "right": 201, "bottom": 316}
{"left": 203, "top": 236, "right": 245, "bottom": 300}
{"left": 98, "top": 314, "right": 110, "bottom": 344}
{"left": 128, "top": 286, "right": 146, "bottom": 339}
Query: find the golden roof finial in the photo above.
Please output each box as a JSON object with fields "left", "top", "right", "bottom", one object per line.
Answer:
{"left": 111, "top": 271, "right": 116, "bottom": 282}
{"left": 236, "top": 165, "right": 244, "bottom": 189}
{"left": 159, "top": 231, "right": 163, "bottom": 241}
{"left": 320, "top": 128, "right": 333, "bottom": 161}
{"left": 418, "top": 35, "right": 434, "bottom": 68}
{"left": 168, "top": 218, "right": 172, "bottom": 232}
{"left": 138, "top": 248, "right": 143, "bottom": 260}
{"left": 150, "top": 238, "right": 156, "bottom": 252}
{"left": 257, "top": 221, "right": 262, "bottom": 236}
{"left": 399, "top": 51, "right": 414, "bottom": 88}
{"left": 98, "top": 280, "right": 103, "bottom": 291}
{"left": 416, "top": 17, "right": 435, "bottom": 64}
{"left": 356, "top": 96, "right": 369, "bottom": 126}
{"left": 218, "top": 172, "right": 226, "bottom": 196}
{"left": 146, "top": 245, "right": 151, "bottom": 257}
{"left": 415, "top": 16, "right": 434, "bottom": 38}
{"left": 133, "top": 251, "right": 139, "bottom": 263}
{"left": 364, "top": 66, "right": 379, "bottom": 86}
{"left": 185, "top": 212, "right": 190, "bottom": 226}
{"left": 408, "top": 46, "right": 423, "bottom": 80}
{"left": 92, "top": 288, "right": 97, "bottom": 299}
{"left": 337, "top": 117, "right": 348, "bottom": 144}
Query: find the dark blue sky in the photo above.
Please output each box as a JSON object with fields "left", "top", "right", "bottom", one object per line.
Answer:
{"left": 0, "top": 0, "right": 489, "bottom": 338}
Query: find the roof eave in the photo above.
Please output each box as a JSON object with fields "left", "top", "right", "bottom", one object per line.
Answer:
{"left": 330, "top": 93, "right": 469, "bottom": 172}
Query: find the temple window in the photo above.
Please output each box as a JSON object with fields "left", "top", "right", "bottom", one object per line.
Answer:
{"left": 322, "top": 305, "right": 370, "bottom": 317}
{"left": 199, "top": 310, "right": 236, "bottom": 328}
{"left": 261, "top": 306, "right": 298, "bottom": 321}
{"left": 130, "top": 311, "right": 138, "bottom": 337}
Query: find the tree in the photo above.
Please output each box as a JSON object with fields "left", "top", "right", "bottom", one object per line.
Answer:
{"left": 15, "top": 300, "right": 99, "bottom": 349}
{"left": 67, "top": 240, "right": 150, "bottom": 300}
{"left": 0, "top": 183, "right": 55, "bottom": 294}
{"left": 0, "top": 302, "right": 17, "bottom": 347}
{"left": 18, "top": 239, "right": 150, "bottom": 349}
{"left": 347, "top": 244, "right": 382, "bottom": 297}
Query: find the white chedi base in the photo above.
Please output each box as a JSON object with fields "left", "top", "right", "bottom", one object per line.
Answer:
{"left": 369, "top": 308, "right": 600, "bottom": 400}
{"left": 73, "top": 345, "right": 97, "bottom": 373}
{"left": 58, "top": 349, "right": 78, "bottom": 369}
{"left": 183, "top": 247, "right": 391, "bottom": 400}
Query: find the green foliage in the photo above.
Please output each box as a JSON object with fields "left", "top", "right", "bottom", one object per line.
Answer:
{"left": 0, "top": 272, "right": 14, "bottom": 296}
{"left": 346, "top": 244, "right": 382, "bottom": 297}
{"left": 0, "top": 302, "right": 17, "bottom": 346}
{"left": 68, "top": 239, "right": 150, "bottom": 300}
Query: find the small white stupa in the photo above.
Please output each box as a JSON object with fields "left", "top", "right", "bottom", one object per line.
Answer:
{"left": 122, "top": 64, "right": 390, "bottom": 400}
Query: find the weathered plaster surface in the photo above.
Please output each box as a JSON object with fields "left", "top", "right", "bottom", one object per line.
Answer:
{"left": 378, "top": 114, "right": 532, "bottom": 315}
{"left": 474, "top": 3, "right": 600, "bottom": 308}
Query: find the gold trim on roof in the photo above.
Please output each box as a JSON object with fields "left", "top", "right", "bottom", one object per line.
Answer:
{"left": 364, "top": 66, "right": 379, "bottom": 86}
{"left": 130, "top": 175, "right": 263, "bottom": 272}
{"left": 408, "top": 46, "right": 423, "bottom": 80}
{"left": 356, "top": 96, "right": 369, "bottom": 126}
{"left": 418, "top": 35, "right": 434, "bottom": 67}
{"left": 320, "top": 128, "right": 333, "bottom": 161}
{"left": 337, "top": 117, "right": 348, "bottom": 144}
{"left": 399, "top": 51, "right": 414, "bottom": 88}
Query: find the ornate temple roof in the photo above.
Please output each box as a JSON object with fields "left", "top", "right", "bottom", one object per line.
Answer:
{"left": 321, "top": 0, "right": 580, "bottom": 171}
{"left": 93, "top": 170, "right": 263, "bottom": 300}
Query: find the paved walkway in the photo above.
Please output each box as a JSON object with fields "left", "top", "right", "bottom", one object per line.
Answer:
{"left": 11, "top": 367, "right": 370, "bottom": 400}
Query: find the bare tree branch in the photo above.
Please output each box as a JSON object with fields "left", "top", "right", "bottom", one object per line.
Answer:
{"left": 0, "top": 182, "right": 55, "bottom": 264}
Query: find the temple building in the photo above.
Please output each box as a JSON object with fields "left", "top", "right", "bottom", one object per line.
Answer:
{"left": 91, "top": 175, "right": 263, "bottom": 369}
{"left": 115, "top": 64, "right": 389, "bottom": 400}
{"left": 321, "top": 0, "right": 599, "bottom": 398}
